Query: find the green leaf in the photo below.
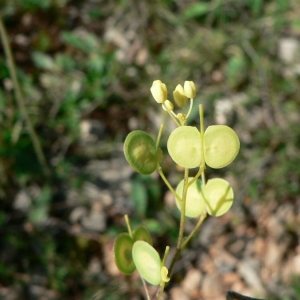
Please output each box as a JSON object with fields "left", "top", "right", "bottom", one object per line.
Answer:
{"left": 32, "top": 52, "right": 57, "bottom": 71}
{"left": 184, "top": 3, "right": 210, "bottom": 19}
{"left": 28, "top": 185, "right": 52, "bottom": 224}
{"left": 131, "top": 177, "right": 148, "bottom": 218}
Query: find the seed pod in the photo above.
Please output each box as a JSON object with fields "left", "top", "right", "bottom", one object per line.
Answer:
{"left": 175, "top": 178, "right": 205, "bottom": 218}
{"left": 203, "top": 178, "right": 234, "bottom": 217}
{"left": 167, "top": 126, "right": 202, "bottom": 169}
{"left": 204, "top": 125, "right": 240, "bottom": 169}
{"left": 114, "top": 233, "right": 135, "bottom": 275}
{"left": 133, "top": 225, "right": 152, "bottom": 245}
{"left": 132, "top": 241, "right": 162, "bottom": 285}
{"left": 124, "top": 130, "right": 157, "bottom": 175}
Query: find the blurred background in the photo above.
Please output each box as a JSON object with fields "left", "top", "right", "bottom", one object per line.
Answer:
{"left": 0, "top": 0, "right": 300, "bottom": 299}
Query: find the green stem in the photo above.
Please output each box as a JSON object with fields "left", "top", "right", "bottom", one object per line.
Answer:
{"left": 124, "top": 214, "right": 133, "bottom": 238}
{"left": 157, "top": 165, "right": 181, "bottom": 203}
{"left": 162, "top": 103, "right": 180, "bottom": 127}
{"left": 162, "top": 246, "right": 170, "bottom": 266}
{"left": 0, "top": 16, "right": 50, "bottom": 177}
{"left": 167, "top": 168, "right": 189, "bottom": 276}
{"left": 185, "top": 98, "right": 194, "bottom": 120}
{"left": 156, "top": 124, "right": 164, "bottom": 150}
{"left": 181, "top": 210, "right": 207, "bottom": 249}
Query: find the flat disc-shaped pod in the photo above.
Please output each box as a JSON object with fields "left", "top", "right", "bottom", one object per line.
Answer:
{"left": 203, "top": 178, "right": 234, "bottom": 217}
{"left": 124, "top": 131, "right": 157, "bottom": 175}
{"left": 167, "top": 126, "right": 202, "bottom": 169}
{"left": 204, "top": 125, "right": 240, "bottom": 169}
{"left": 114, "top": 233, "right": 135, "bottom": 275}
{"left": 175, "top": 178, "right": 205, "bottom": 218}
{"left": 133, "top": 225, "right": 152, "bottom": 245}
{"left": 132, "top": 241, "right": 161, "bottom": 285}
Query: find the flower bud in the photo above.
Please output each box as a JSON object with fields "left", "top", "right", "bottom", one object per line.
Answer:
{"left": 150, "top": 80, "right": 167, "bottom": 103}
{"left": 173, "top": 84, "right": 188, "bottom": 107}
{"left": 184, "top": 81, "right": 196, "bottom": 99}
{"left": 162, "top": 100, "right": 174, "bottom": 111}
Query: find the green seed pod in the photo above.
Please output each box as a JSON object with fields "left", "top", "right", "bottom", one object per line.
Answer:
{"left": 204, "top": 125, "right": 240, "bottom": 169}
{"left": 167, "top": 126, "right": 202, "bottom": 169}
{"left": 132, "top": 241, "right": 162, "bottom": 285}
{"left": 133, "top": 225, "right": 152, "bottom": 245}
{"left": 203, "top": 178, "right": 234, "bottom": 217}
{"left": 175, "top": 178, "right": 205, "bottom": 218}
{"left": 124, "top": 130, "right": 157, "bottom": 175}
{"left": 114, "top": 233, "right": 135, "bottom": 275}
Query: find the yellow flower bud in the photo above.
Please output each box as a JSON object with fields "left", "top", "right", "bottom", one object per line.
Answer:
{"left": 173, "top": 84, "right": 188, "bottom": 107}
{"left": 162, "top": 100, "right": 174, "bottom": 111}
{"left": 150, "top": 80, "right": 167, "bottom": 103}
{"left": 184, "top": 81, "right": 196, "bottom": 99}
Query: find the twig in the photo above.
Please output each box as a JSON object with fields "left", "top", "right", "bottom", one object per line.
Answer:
{"left": 0, "top": 16, "right": 50, "bottom": 177}
{"left": 227, "top": 291, "right": 268, "bottom": 300}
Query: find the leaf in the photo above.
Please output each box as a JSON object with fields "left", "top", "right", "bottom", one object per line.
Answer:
{"left": 184, "top": 3, "right": 210, "bottom": 19}
{"left": 28, "top": 185, "right": 52, "bottom": 224}
{"left": 131, "top": 177, "right": 148, "bottom": 218}
{"left": 32, "top": 52, "right": 57, "bottom": 71}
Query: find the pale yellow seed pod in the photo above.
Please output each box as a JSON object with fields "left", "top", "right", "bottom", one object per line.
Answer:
{"left": 162, "top": 100, "right": 174, "bottom": 111}
{"left": 173, "top": 84, "right": 188, "bottom": 107}
{"left": 150, "top": 80, "right": 167, "bottom": 103}
{"left": 184, "top": 81, "right": 196, "bottom": 99}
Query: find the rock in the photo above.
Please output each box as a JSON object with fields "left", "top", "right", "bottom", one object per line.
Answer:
{"left": 182, "top": 268, "right": 202, "bottom": 296}
{"left": 278, "top": 38, "right": 300, "bottom": 64}
{"left": 238, "top": 258, "right": 266, "bottom": 296}
{"left": 201, "top": 272, "right": 224, "bottom": 299}
{"left": 82, "top": 202, "right": 106, "bottom": 232}
{"left": 69, "top": 206, "right": 87, "bottom": 223}
{"left": 13, "top": 190, "right": 31, "bottom": 212}
{"left": 169, "top": 287, "right": 189, "bottom": 300}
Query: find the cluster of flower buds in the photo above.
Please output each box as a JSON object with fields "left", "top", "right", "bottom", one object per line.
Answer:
{"left": 150, "top": 80, "right": 197, "bottom": 125}
{"left": 150, "top": 80, "right": 196, "bottom": 106}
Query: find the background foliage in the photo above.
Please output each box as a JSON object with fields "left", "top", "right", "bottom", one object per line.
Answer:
{"left": 0, "top": 0, "right": 300, "bottom": 299}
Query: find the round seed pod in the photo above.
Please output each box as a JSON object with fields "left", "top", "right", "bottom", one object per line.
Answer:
{"left": 204, "top": 125, "right": 240, "bottom": 169}
{"left": 167, "top": 126, "right": 202, "bottom": 169}
{"left": 133, "top": 225, "right": 152, "bottom": 245}
{"left": 175, "top": 178, "right": 205, "bottom": 218}
{"left": 132, "top": 241, "right": 161, "bottom": 285}
{"left": 124, "top": 131, "right": 157, "bottom": 175}
{"left": 203, "top": 178, "right": 234, "bottom": 217}
{"left": 114, "top": 233, "right": 135, "bottom": 275}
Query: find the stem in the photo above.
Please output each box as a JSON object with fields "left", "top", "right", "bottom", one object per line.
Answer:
{"left": 185, "top": 98, "right": 194, "bottom": 120}
{"left": 156, "top": 124, "right": 164, "bottom": 150}
{"left": 167, "top": 168, "right": 189, "bottom": 276}
{"left": 157, "top": 165, "right": 181, "bottom": 203}
{"left": 162, "top": 103, "right": 181, "bottom": 127}
{"left": 162, "top": 246, "right": 170, "bottom": 266}
{"left": 177, "top": 168, "right": 189, "bottom": 248}
{"left": 187, "top": 104, "right": 206, "bottom": 186}
{"left": 124, "top": 214, "right": 133, "bottom": 238}
{"left": 181, "top": 210, "right": 207, "bottom": 249}
{"left": 140, "top": 276, "right": 151, "bottom": 300}
{"left": 0, "top": 16, "right": 50, "bottom": 177}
